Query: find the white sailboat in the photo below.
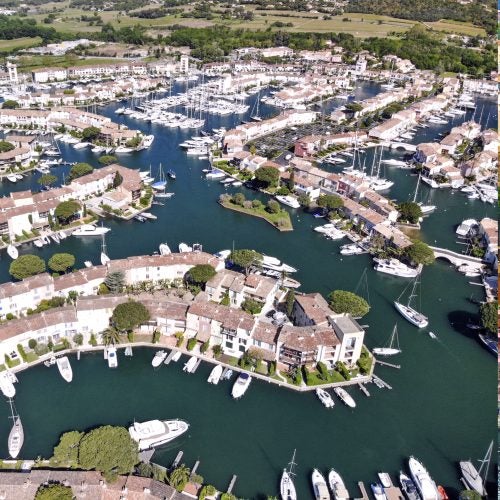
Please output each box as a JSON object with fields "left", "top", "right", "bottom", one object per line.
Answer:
{"left": 413, "top": 173, "right": 436, "bottom": 215}
{"left": 280, "top": 449, "right": 297, "bottom": 500}
{"left": 394, "top": 277, "right": 428, "bottom": 328}
{"left": 328, "top": 468, "right": 349, "bottom": 500}
{"left": 7, "top": 399, "right": 23, "bottom": 459}
{"left": 459, "top": 440, "right": 492, "bottom": 497}
{"left": 100, "top": 233, "right": 110, "bottom": 266}
{"left": 207, "top": 364, "right": 223, "bottom": 385}
{"left": 56, "top": 356, "right": 73, "bottom": 383}
{"left": 373, "top": 324, "right": 401, "bottom": 356}
{"left": 312, "top": 469, "right": 331, "bottom": 500}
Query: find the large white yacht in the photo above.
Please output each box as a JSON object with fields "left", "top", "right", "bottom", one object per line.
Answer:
{"left": 0, "top": 372, "right": 16, "bottom": 398}
{"left": 275, "top": 195, "right": 301, "bottom": 209}
{"left": 72, "top": 224, "right": 111, "bottom": 237}
{"left": 408, "top": 457, "right": 439, "bottom": 500}
{"left": 374, "top": 258, "right": 420, "bottom": 278}
{"left": 231, "top": 372, "right": 252, "bottom": 399}
{"left": 129, "top": 419, "right": 189, "bottom": 451}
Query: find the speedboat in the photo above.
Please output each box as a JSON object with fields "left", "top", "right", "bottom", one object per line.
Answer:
{"left": 231, "top": 372, "right": 251, "bottom": 399}
{"left": 408, "top": 456, "right": 439, "bottom": 500}
{"left": 179, "top": 242, "right": 193, "bottom": 253}
{"left": 107, "top": 347, "right": 118, "bottom": 368}
{"left": 340, "top": 244, "right": 365, "bottom": 255}
{"left": 370, "top": 483, "right": 387, "bottom": 500}
{"left": 374, "top": 258, "right": 420, "bottom": 278}
{"left": 215, "top": 249, "right": 231, "bottom": 260}
{"left": 328, "top": 468, "right": 349, "bottom": 500}
{"left": 207, "top": 364, "right": 223, "bottom": 385}
{"left": 0, "top": 372, "right": 15, "bottom": 398}
{"left": 56, "top": 356, "right": 73, "bottom": 383}
{"left": 128, "top": 419, "right": 189, "bottom": 451}
{"left": 7, "top": 244, "right": 18, "bottom": 260}
{"left": 159, "top": 243, "right": 171, "bottom": 255}
{"left": 34, "top": 239, "right": 44, "bottom": 248}
{"left": 399, "top": 472, "right": 419, "bottom": 500}
{"left": 316, "top": 388, "right": 334, "bottom": 408}
{"left": 152, "top": 350, "right": 168, "bottom": 368}
{"left": 333, "top": 387, "right": 356, "bottom": 408}
{"left": 275, "top": 195, "right": 301, "bottom": 209}
{"left": 261, "top": 255, "right": 297, "bottom": 273}
{"left": 455, "top": 219, "right": 478, "bottom": 237}
{"left": 312, "top": 469, "right": 331, "bottom": 500}
{"left": 6, "top": 174, "right": 17, "bottom": 183}
{"left": 378, "top": 473, "right": 392, "bottom": 488}
{"left": 8, "top": 414, "right": 23, "bottom": 459}
{"left": 72, "top": 224, "right": 110, "bottom": 237}
{"left": 183, "top": 356, "right": 197, "bottom": 373}
{"left": 478, "top": 333, "right": 497, "bottom": 356}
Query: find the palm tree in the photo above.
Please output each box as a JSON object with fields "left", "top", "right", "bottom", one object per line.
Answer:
{"left": 167, "top": 464, "right": 191, "bottom": 492}
{"left": 101, "top": 327, "right": 121, "bottom": 346}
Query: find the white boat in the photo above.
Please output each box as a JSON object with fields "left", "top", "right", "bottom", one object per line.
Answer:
{"left": 183, "top": 356, "right": 197, "bottom": 373}
{"left": 232, "top": 181, "right": 243, "bottom": 187}
{"left": 205, "top": 170, "right": 226, "bottom": 179}
{"left": 159, "top": 243, "right": 171, "bottom": 255}
{"left": 34, "top": 239, "right": 44, "bottom": 248}
{"left": 378, "top": 473, "right": 392, "bottom": 488}
{"left": 100, "top": 233, "right": 110, "bottom": 265}
{"left": 152, "top": 350, "right": 168, "bottom": 368}
{"left": 275, "top": 195, "right": 300, "bottom": 209}
{"left": 171, "top": 351, "right": 182, "bottom": 362}
{"left": 428, "top": 331, "right": 437, "bottom": 339}
{"left": 408, "top": 457, "right": 439, "bottom": 500}
{"left": 6, "top": 174, "right": 17, "bottom": 183}
{"left": 324, "top": 228, "right": 346, "bottom": 240}
{"left": 316, "top": 388, "right": 334, "bottom": 408}
{"left": 231, "top": 372, "right": 251, "bottom": 399}
{"left": 399, "top": 472, "right": 419, "bottom": 500}
{"left": 179, "top": 242, "right": 193, "bottom": 253}
{"left": 328, "top": 468, "right": 349, "bottom": 500}
{"left": 0, "top": 373, "right": 15, "bottom": 398}
{"left": 58, "top": 231, "right": 67, "bottom": 240}
{"left": 107, "top": 347, "right": 118, "bottom": 368}
{"left": 340, "top": 244, "right": 365, "bottom": 255}
{"left": 261, "top": 255, "right": 297, "bottom": 273}
{"left": 371, "top": 483, "right": 387, "bottom": 500}
{"left": 394, "top": 277, "right": 428, "bottom": 328}
{"left": 374, "top": 258, "right": 419, "bottom": 278}
{"left": 333, "top": 387, "right": 356, "bottom": 408}
{"left": 129, "top": 419, "right": 189, "bottom": 451}
{"left": 373, "top": 325, "right": 401, "bottom": 356}
{"left": 115, "top": 146, "right": 134, "bottom": 153}
{"left": 73, "top": 141, "right": 90, "bottom": 150}
{"left": 7, "top": 244, "right": 18, "bottom": 260}
{"left": 456, "top": 219, "right": 478, "bottom": 237}
{"left": 459, "top": 441, "right": 492, "bottom": 497}
{"left": 7, "top": 400, "right": 23, "bottom": 459}
{"left": 72, "top": 224, "right": 111, "bottom": 237}
{"left": 280, "top": 449, "right": 297, "bottom": 500}
{"left": 56, "top": 356, "right": 73, "bottom": 383}
{"left": 215, "top": 249, "right": 231, "bottom": 260}
{"left": 207, "top": 364, "right": 223, "bottom": 385}
{"left": 84, "top": 260, "right": 93, "bottom": 268}
{"left": 312, "top": 469, "right": 331, "bottom": 500}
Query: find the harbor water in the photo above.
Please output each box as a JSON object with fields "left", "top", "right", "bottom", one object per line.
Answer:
{"left": 0, "top": 82, "right": 496, "bottom": 497}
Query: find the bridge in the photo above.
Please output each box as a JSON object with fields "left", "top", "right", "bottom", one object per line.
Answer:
{"left": 430, "top": 246, "right": 484, "bottom": 269}
{"left": 389, "top": 142, "right": 417, "bottom": 152}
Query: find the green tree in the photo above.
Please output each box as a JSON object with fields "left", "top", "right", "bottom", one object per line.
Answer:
{"left": 68, "top": 162, "right": 93, "bottom": 182}
{"left": 0, "top": 141, "right": 14, "bottom": 153}
{"left": 317, "top": 194, "right": 343, "bottom": 211}
{"left": 328, "top": 290, "right": 370, "bottom": 318}
{"left": 398, "top": 201, "right": 423, "bottom": 224}
{"left": 187, "top": 264, "right": 216, "bottom": 286}
{"left": 78, "top": 425, "right": 139, "bottom": 481}
{"left": 111, "top": 300, "right": 150, "bottom": 332}
{"left": 233, "top": 192, "right": 246, "bottom": 206}
{"left": 55, "top": 200, "right": 81, "bottom": 225}
{"left": 48, "top": 253, "right": 75, "bottom": 273}
{"left": 98, "top": 155, "right": 117, "bottom": 166}
{"left": 255, "top": 166, "right": 280, "bottom": 188}
{"left": 9, "top": 254, "right": 46, "bottom": 280}
{"left": 267, "top": 199, "right": 280, "bottom": 213}
{"left": 101, "top": 327, "right": 121, "bottom": 346}
{"left": 285, "top": 290, "right": 295, "bottom": 316}
{"left": 459, "top": 491, "right": 482, "bottom": 500}
{"left": 404, "top": 241, "right": 435, "bottom": 266}
{"left": 113, "top": 171, "right": 123, "bottom": 188}
{"left": 241, "top": 298, "right": 263, "bottom": 315}
{"left": 37, "top": 174, "right": 57, "bottom": 187}
{"left": 51, "top": 430, "right": 84, "bottom": 467}
{"left": 230, "top": 249, "right": 263, "bottom": 274}
{"left": 81, "top": 126, "right": 101, "bottom": 142}
{"left": 480, "top": 300, "right": 497, "bottom": 335}
{"left": 167, "top": 464, "right": 191, "bottom": 492}
{"left": 2, "top": 100, "right": 19, "bottom": 109}
{"left": 35, "top": 483, "right": 73, "bottom": 500}
{"left": 199, "top": 485, "right": 217, "bottom": 499}
{"left": 105, "top": 271, "right": 125, "bottom": 294}
{"left": 297, "top": 193, "right": 310, "bottom": 208}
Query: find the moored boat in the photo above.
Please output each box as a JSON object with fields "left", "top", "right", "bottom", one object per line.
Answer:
{"left": 280, "top": 449, "right": 297, "bottom": 500}
{"left": 373, "top": 325, "right": 401, "bottom": 356}
{"left": 56, "top": 356, "right": 73, "bottom": 383}
{"left": 328, "top": 468, "right": 349, "bottom": 500}
{"left": 7, "top": 244, "right": 18, "bottom": 260}
{"left": 370, "top": 483, "right": 387, "bottom": 500}
{"left": 459, "top": 440, "right": 492, "bottom": 497}
{"left": 129, "top": 419, "right": 189, "bottom": 451}
{"left": 0, "top": 372, "right": 15, "bottom": 398}
{"left": 312, "top": 469, "right": 331, "bottom": 500}
{"left": 72, "top": 224, "right": 110, "bottom": 237}
{"left": 107, "top": 347, "right": 118, "bottom": 368}
{"left": 159, "top": 243, "right": 171, "bottom": 255}
{"left": 183, "top": 356, "right": 197, "bottom": 373}
{"left": 333, "top": 387, "right": 356, "bottom": 408}
{"left": 207, "top": 364, "right": 223, "bottom": 385}
{"left": 231, "top": 372, "right": 251, "bottom": 399}
{"left": 408, "top": 456, "right": 439, "bottom": 500}
{"left": 152, "top": 350, "right": 168, "bottom": 368}
{"left": 7, "top": 400, "right": 23, "bottom": 459}
{"left": 399, "top": 472, "right": 419, "bottom": 500}
{"left": 316, "top": 388, "right": 334, "bottom": 408}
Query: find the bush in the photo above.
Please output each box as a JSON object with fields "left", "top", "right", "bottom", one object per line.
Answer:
{"left": 200, "top": 341, "right": 210, "bottom": 353}
{"left": 241, "top": 298, "right": 263, "bottom": 315}
{"left": 317, "top": 361, "right": 330, "bottom": 381}
{"left": 89, "top": 333, "right": 97, "bottom": 347}
{"left": 335, "top": 361, "right": 351, "bottom": 380}
{"left": 175, "top": 332, "right": 184, "bottom": 347}
{"left": 152, "top": 330, "right": 161, "bottom": 344}
{"left": 267, "top": 200, "right": 280, "bottom": 214}
{"left": 28, "top": 339, "right": 37, "bottom": 350}
{"left": 73, "top": 334, "right": 84, "bottom": 346}
{"left": 268, "top": 361, "right": 276, "bottom": 376}
{"left": 186, "top": 338, "right": 197, "bottom": 351}
{"left": 212, "top": 344, "right": 222, "bottom": 358}
{"left": 17, "top": 344, "right": 27, "bottom": 362}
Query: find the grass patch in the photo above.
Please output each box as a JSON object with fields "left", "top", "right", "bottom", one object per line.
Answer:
{"left": 25, "top": 352, "right": 39, "bottom": 363}
{"left": 0, "top": 37, "right": 42, "bottom": 52}
{"left": 16, "top": 55, "right": 128, "bottom": 73}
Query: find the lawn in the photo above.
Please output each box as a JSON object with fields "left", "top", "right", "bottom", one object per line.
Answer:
{"left": 16, "top": 55, "right": 129, "bottom": 72}
{"left": 0, "top": 37, "right": 43, "bottom": 52}
{"left": 427, "top": 19, "right": 486, "bottom": 37}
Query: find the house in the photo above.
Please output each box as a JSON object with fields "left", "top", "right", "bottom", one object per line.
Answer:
{"left": 478, "top": 217, "right": 498, "bottom": 270}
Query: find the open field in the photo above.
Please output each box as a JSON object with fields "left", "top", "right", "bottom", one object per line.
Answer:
{"left": 426, "top": 19, "right": 486, "bottom": 37}
{"left": 0, "top": 37, "right": 43, "bottom": 52}
{"left": 15, "top": 55, "right": 127, "bottom": 72}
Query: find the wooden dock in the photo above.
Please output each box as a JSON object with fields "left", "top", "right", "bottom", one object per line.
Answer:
{"left": 384, "top": 486, "right": 404, "bottom": 500}
{"left": 372, "top": 374, "right": 392, "bottom": 390}
{"left": 164, "top": 350, "right": 176, "bottom": 365}
{"left": 227, "top": 475, "right": 237, "bottom": 494}
{"left": 356, "top": 481, "right": 369, "bottom": 500}
{"left": 172, "top": 451, "right": 183, "bottom": 469}
{"left": 376, "top": 359, "right": 401, "bottom": 369}
{"left": 358, "top": 383, "right": 370, "bottom": 397}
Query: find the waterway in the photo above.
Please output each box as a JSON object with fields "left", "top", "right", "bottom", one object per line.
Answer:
{"left": 0, "top": 82, "right": 496, "bottom": 497}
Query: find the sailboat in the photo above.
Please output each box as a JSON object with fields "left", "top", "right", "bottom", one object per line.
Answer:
{"left": 459, "top": 440, "right": 492, "bottom": 497}
{"left": 280, "top": 449, "right": 297, "bottom": 500}
{"left": 394, "top": 277, "right": 428, "bottom": 328}
{"left": 7, "top": 399, "right": 24, "bottom": 459}
{"left": 250, "top": 88, "right": 263, "bottom": 121}
{"left": 373, "top": 324, "right": 401, "bottom": 356}
{"left": 100, "top": 233, "right": 110, "bottom": 266}
{"left": 151, "top": 163, "right": 167, "bottom": 191}
{"left": 413, "top": 173, "right": 436, "bottom": 215}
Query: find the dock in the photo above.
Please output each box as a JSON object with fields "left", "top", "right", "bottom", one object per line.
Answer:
{"left": 139, "top": 449, "right": 155, "bottom": 463}
{"left": 356, "top": 481, "right": 370, "bottom": 500}
{"left": 384, "top": 486, "right": 404, "bottom": 500}
{"left": 227, "top": 475, "right": 237, "bottom": 494}
{"left": 358, "top": 383, "right": 370, "bottom": 397}
{"left": 375, "top": 359, "right": 401, "bottom": 369}
{"left": 124, "top": 346, "right": 133, "bottom": 356}
{"left": 191, "top": 460, "right": 200, "bottom": 475}
{"left": 191, "top": 358, "right": 202, "bottom": 373}
{"left": 172, "top": 451, "right": 183, "bottom": 469}
{"left": 372, "top": 374, "right": 392, "bottom": 390}
{"left": 164, "top": 350, "right": 176, "bottom": 365}
{"left": 221, "top": 367, "right": 229, "bottom": 379}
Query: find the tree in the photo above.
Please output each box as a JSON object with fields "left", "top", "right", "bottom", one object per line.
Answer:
{"left": 48, "top": 253, "right": 75, "bottom": 273}
{"left": 35, "top": 483, "right": 73, "bottom": 500}
{"left": 233, "top": 192, "right": 246, "bottom": 206}
{"left": 404, "top": 241, "right": 435, "bottom": 266}
{"left": 328, "top": 290, "right": 370, "bottom": 318}
{"left": 68, "top": 162, "right": 93, "bottom": 181}
{"left": 98, "top": 155, "right": 117, "bottom": 166}
{"left": 105, "top": 271, "right": 125, "bottom": 293}
{"left": 101, "top": 327, "right": 121, "bottom": 346}
{"left": 459, "top": 491, "right": 482, "bottom": 500}
{"left": 81, "top": 126, "right": 101, "bottom": 142}
{"left": 297, "top": 193, "right": 310, "bottom": 208}
{"left": 187, "top": 264, "right": 216, "bottom": 285}
{"left": 480, "top": 300, "right": 497, "bottom": 335}
{"left": 241, "top": 298, "right": 263, "bottom": 315}
{"left": 113, "top": 171, "right": 123, "bottom": 188}
{"left": 111, "top": 300, "right": 150, "bottom": 332}
{"left": 167, "top": 464, "right": 191, "bottom": 491}
{"left": 37, "top": 174, "right": 57, "bottom": 187}
{"left": 267, "top": 199, "right": 280, "bottom": 213}
{"left": 55, "top": 200, "right": 81, "bottom": 225}
{"left": 78, "top": 425, "right": 139, "bottom": 481}
{"left": 230, "top": 249, "right": 263, "bottom": 274}
{"left": 51, "top": 430, "right": 84, "bottom": 466}
{"left": 199, "top": 485, "right": 217, "bottom": 499}
{"left": 285, "top": 290, "right": 295, "bottom": 316}
{"left": 254, "top": 166, "right": 280, "bottom": 188}
{"left": 0, "top": 141, "right": 14, "bottom": 153}
{"left": 398, "top": 201, "right": 423, "bottom": 224}
{"left": 317, "top": 194, "right": 343, "bottom": 211}
{"left": 2, "top": 100, "right": 19, "bottom": 109}
{"left": 9, "top": 254, "right": 46, "bottom": 280}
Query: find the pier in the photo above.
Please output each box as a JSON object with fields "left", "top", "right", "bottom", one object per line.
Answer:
{"left": 172, "top": 451, "right": 183, "bottom": 469}
{"left": 191, "top": 358, "right": 202, "bottom": 373}
{"left": 356, "top": 481, "right": 370, "bottom": 500}
{"left": 375, "top": 359, "right": 401, "bottom": 369}
{"left": 372, "top": 374, "right": 392, "bottom": 390}
{"left": 358, "top": 383, "right": 370, "bottom": 396}
{"left": 164, "top": 349, "right": 176, "bottom": 365}
{"left": 227, "top": 475, "right": 237, "bottom": 494}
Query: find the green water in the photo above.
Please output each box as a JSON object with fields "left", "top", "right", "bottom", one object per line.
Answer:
{"left": 0, "top": 84, "right": 496, "bottom": 497}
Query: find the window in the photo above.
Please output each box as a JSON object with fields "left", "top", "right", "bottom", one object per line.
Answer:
{"left": 239, "top": 345, "right": 245, "bottom": 353}
{"left": 225, "top": 341, "right": 233, "bottom": 349}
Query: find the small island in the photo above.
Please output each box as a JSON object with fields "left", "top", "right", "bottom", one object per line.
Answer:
{"left": 219, "top": 193, "right": 293, "bottom": 231}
